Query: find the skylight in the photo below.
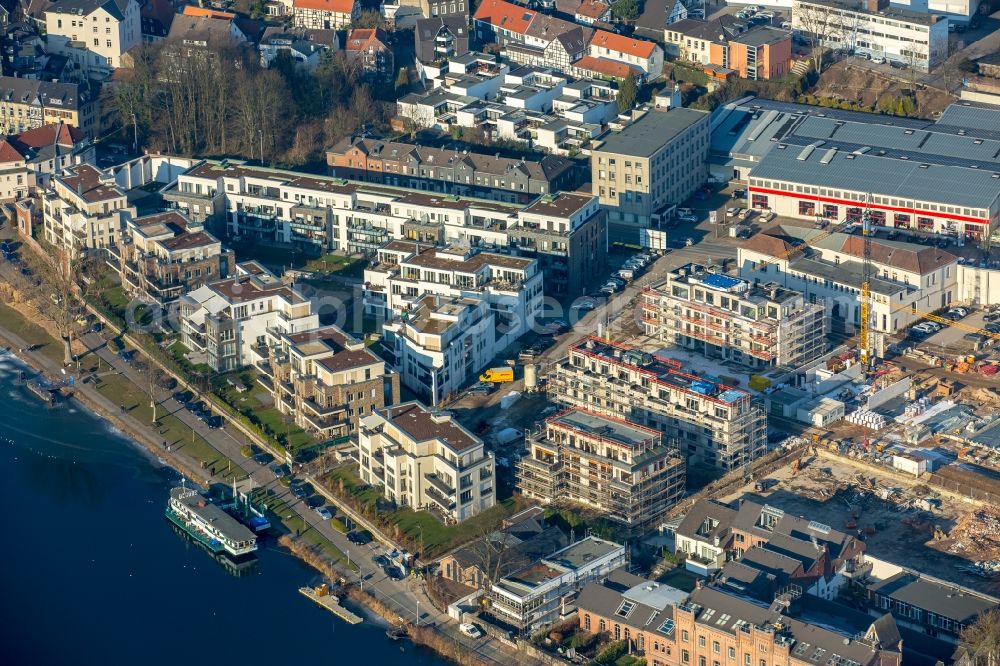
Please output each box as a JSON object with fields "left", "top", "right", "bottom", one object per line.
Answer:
{"left": 615, "top": 600, "right": 636, "bottom": 618}
{"left": 658, "top": 619, "right": 675, "bottom": 636}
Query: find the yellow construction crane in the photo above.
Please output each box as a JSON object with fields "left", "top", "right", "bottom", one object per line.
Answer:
{"left": 859, "top": 194, "right": 875, "bottom": 367}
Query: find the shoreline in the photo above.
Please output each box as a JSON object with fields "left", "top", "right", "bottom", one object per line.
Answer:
{"left": 0, "top": 337, "right": 482, "bottom": 666}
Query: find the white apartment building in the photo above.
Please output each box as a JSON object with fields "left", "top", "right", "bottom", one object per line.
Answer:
{"left": 382, "top": 294, "right": 496, "bottom": 405}
{"left": 42, "top": 164, "right": 133, "bottom": 256}
{"left": 162, "top": 159, "right": 525, "bottom": 255}
{"left": 357, "top": 401, "right": 495, "bottom": 522}
{"left": 179, "top": 263, "right": 319, "bottom": 371}
{"left": 488, "top": 536, "right": 627, "bottom": 631}
{"left": 641, "top": 263, "right": 828, "bottom": 369}
{"left": 549, "top": 337, "right": 766, "bottom": 471}
{"left": 791, "top": 0, "right": 947, "bottom": 71}
{"left": 45, "top": 0, "right": 142, "bottom": 74}
{"left": 738, "top": 227, "right": 959, "bottom": 338}
{"left": 891, "top": 0, "right": 979, "bottom": 22}
{"left": 363, "top": 241, "right": 543, "bottom": 350}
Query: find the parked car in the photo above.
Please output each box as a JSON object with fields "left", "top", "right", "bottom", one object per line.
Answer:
{"left": 373, "top": 554, "right": 389, "bottom": 567}
{"left": 270, "top": 464, "right": 286, "bottom": 478}
{"left": 732, "top": 189, "right": 747, "bottom": 199}
{"left": 314, "top": 506, "right": 333, "bottom": 520}
{"left": 290, "top": 483, "right": 308, "bottom": 500}
{"left": 946, "top": 307, "right": 969, "bottom": 319}
{"left": 384, "top": 566, "right": 405, "bottom": 581}
{"left": 677, "top": 213, "right": 697, "bottom": 223}
{"left": 348, "top": 530, "right": 373, "bottom": 545}
{"left": 460, "top": 623, "right": 483, "bottom": 639}
{"left": 252, "top": 452, "right": 273, "bottom": 465}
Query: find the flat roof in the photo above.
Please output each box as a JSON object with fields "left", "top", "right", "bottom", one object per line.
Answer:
{"left": 548, "top": 408, "right": 659, "bottom": 448}
{"left": 796, "top": 0, "right": 939, "bottom": 24}
{"left": 596, "top": 108, "right": 708, "bottom": 158}
{"left": 869, "top": 573, "right": 998, "bottom": 624}
{"left": 749, "top": 144, "right": 1000, "bottom": 209}
{"left": 545, "top": 536, "right": 622, "bottom": 571}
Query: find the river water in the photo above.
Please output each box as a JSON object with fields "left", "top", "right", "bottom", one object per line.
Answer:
{"left": 0, "top": 352, "right": 442, "bottom": 666}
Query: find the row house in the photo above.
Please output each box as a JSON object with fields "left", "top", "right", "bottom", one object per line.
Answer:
{"left": 357, "top": 401, "right": 495, "bottom": 523}
{"left": 674, "top": 498, "right": 867, "bottom": 601}
{"left": 42, "top": 164, "right": 133, "bottom": 256}
{"left": 327, "top": 134, "right": 580, "bottom": 204}
{"left": 0, "top": 76, "right": 97, "bottom": 136}
{"left": 640, "top": 263, "right": 827, "bottom": 369}
{"left": 179, "top": 263, "right": 319, "bottom": 372}
{"left": 256, "top": 325, "right": 400, "bottom": 441}
{"left": 517, "top": 407, "right": 685, "bottom": 531}
{"left": 10, "top": 123, "right": 94, "bottom": 192}
{"left": 108, "top": 210, "right": 234, "bottom": 305}
{"left": 362, "top": 240, "right": 543, "bottom": 351}
{"left": 548, "top": 337, "right": 766, "bottom": 471}
{"left": 577, "top": 571, "right": 902, "bottom": 666}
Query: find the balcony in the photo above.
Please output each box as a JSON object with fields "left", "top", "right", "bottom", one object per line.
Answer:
{"left": 425, "top": 485, "right": 456, "bottom": 512}
{"left": 425, "top": 473, "right": 456, "bottom": 497}
{"left": 301, "top": 410, "right": 347, "bottom": 435}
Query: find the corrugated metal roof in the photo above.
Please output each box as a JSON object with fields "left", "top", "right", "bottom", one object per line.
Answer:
{"left": 749, "top": 145, "right": 1000, "bottom": 209}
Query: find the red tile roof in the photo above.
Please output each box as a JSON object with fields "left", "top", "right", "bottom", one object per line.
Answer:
{"left": 575, "top": 0, "right": 609, "bottom": 18}
{"left": 293, "top": 0, "right": 355, "bottom": 12}
{"left": 589, "top": 28, "right": 657, "bottom": 59}
{"left": 15, "top": 123, "right": 85, "bottom": 149}
{"left": 574, "top": 55, "right": 640, "bottom": 80}
{"left": 0, "top": 139, "right": 25, "bottom": 163}
{"left": 474, "top": 0, "right": 536, "bottom": 35}
{"left": 182, "top": 5, "right": 236, "bottom": 18}
{"left": 345, "top": 27, "right": 388, "bottom": 52}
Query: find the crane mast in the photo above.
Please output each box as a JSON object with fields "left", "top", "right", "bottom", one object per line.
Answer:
{"left": 860, "top": 193, "right": 874, "bottom": 367}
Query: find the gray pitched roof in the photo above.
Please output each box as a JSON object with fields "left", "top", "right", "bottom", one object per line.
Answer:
{"left": 674, "top": 499, "right": 737, "bottom": 542}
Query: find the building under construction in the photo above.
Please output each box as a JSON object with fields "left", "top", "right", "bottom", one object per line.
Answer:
{"left": 517, "top": 407, "right": 685, "bottom": 530}
{"left": 640, "top": 264, "right": 827, "bottom": 369}
{"left": 548, "top": 337, "right": 767, "bottom": 471}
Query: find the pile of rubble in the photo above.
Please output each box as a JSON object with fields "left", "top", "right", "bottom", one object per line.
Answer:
{"left": 949, "top": 506, "right": 1000, "bottom": 560}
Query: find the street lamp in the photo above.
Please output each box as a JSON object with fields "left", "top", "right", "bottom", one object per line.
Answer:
{"left": 415, "top": 599, "right": 420, "bottom": 627}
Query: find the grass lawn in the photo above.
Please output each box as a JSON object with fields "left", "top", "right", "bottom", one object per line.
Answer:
{"left": 258, "top": 493, "right": 357, "bottom": 571}
{"left": 667, "top": 62, "right": 710, "bottom": 87}
{"left": 303, "top": 253, "right": 368, "bottom": 279}
{"left": 656, "top": 567, "right": 700, "bottom": 592}
{"left": 325, "top": 466, "right": 522, "bottom": 557}
{"left": 0, "top": 302, "right": 65, "bottom": 366}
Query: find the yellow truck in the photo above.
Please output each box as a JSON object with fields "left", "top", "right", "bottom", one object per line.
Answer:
{"left": 479, "top": 367, "right": 514, "bottom": 383}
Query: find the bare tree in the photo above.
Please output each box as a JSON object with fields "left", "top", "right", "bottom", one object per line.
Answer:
{"left": 465, "top": 514, "right": 516, "bottom": 588}
{"left": 961, "top": 609, "right": 1000, "bottom": 666}
{"left": 794, "top": 1, "right": 846, "bottom": 73}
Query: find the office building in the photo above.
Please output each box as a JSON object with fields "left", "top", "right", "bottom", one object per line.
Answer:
{"left": 791, "top": 0, "right": 946, "bottom": 71}
{"left": 590, "top": 107, "right": 710, "bottom": 241}
{"left": 517, "top": 408, "right": 685, "bottom": 529}
{"left": 357, "top": 401, "right": 495, "bottom": 522}
{"left": 549, "top": 337, "right": 766, "bottom": 471}
{"left": 641, "top": 263, "right": 827, "bottom": 369}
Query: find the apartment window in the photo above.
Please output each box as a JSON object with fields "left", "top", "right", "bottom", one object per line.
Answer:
{"left": 681, "top": 630, "right": 689, "bottom": 642}
{"left": 682, "top": 650, "right": 690, "bottom": 664}
{"left": 713, "top": 641, "right": 720, "bottom": 653}
{"left": 729, "top": 647, "right": 736, "bottom": 659}
{"left": 699, "top": 636, "right": 706, "bottom": 648}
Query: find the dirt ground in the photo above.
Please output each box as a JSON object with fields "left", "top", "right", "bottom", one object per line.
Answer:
{"left": 720, "top": 451, "right": 1000, "bottom": 594}
{"left": 814, "top": 61, "right": 957, "bottom": 118}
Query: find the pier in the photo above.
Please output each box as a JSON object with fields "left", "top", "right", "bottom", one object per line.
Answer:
{"left": 298, "top": 586, "right": 363, "bottom": 625}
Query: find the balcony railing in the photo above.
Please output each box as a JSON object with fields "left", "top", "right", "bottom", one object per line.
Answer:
{"left": 425, "top": 473, "right": 456, "bottom": 497}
